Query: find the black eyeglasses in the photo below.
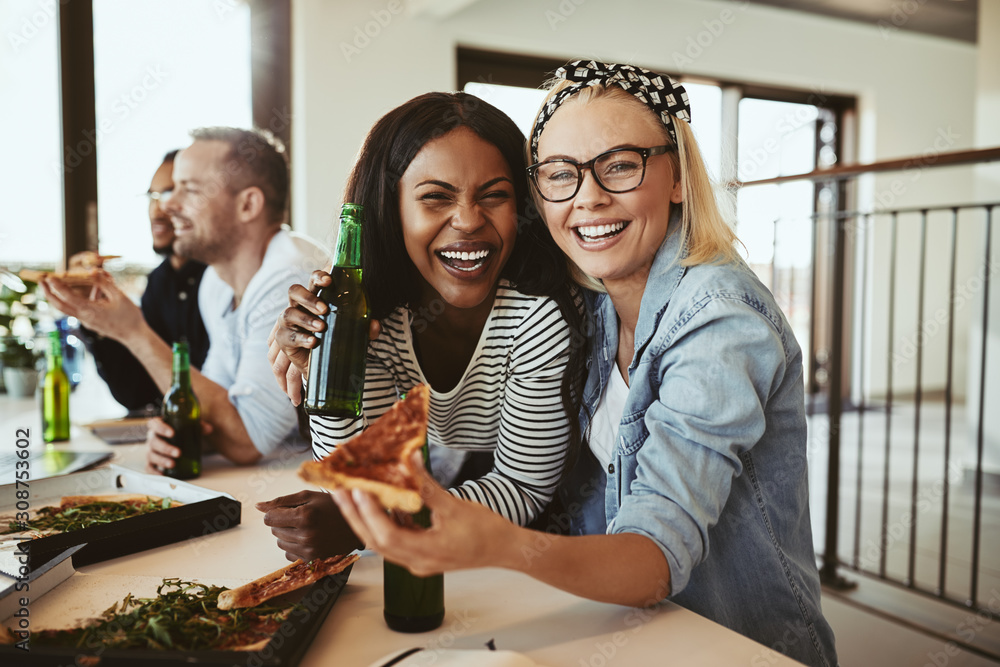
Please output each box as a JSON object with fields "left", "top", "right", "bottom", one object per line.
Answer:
{"left": 527, "top": 145, "right": 675, "bottom": 203}
{"left": 145, "top": 188, "right": 173, "bottom": 205}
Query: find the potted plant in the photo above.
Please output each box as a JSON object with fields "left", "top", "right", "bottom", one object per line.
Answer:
{"left": 1, "top": 275, "right": 42, "bottom": 397}
{"left": 0, "top": 335, "right": 41, "bottom": 397}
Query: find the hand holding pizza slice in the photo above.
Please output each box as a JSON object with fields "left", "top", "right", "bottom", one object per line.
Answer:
{"left": 298, "top": 384, "right": 430, "bottom": 513}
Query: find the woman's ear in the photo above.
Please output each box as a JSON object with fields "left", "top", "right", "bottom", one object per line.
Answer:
{"left": 670, "top": 177, "right": 684, "bottom": 204}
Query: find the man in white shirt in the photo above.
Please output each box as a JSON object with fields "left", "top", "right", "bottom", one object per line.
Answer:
{"left": 43, "top": 128, "right": 327, "bottom": 469}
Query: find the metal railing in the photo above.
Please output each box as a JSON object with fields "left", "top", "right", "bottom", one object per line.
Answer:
{"left": 739, "top": 147, "right": 1000, "bottom": 623}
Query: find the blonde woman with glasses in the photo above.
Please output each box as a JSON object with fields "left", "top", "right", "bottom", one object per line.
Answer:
{"left": 333, "top": 62, "right": 838, "bottom": 667}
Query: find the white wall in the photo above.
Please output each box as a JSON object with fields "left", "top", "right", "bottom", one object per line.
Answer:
{"left": 291, "top": 0, "right": 982, "bottom": 394}
{"left": 292, "top": 0, "right": 977, "bottom": 235}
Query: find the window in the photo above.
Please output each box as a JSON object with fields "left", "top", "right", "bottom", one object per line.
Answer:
{"left": 0, "top": 0, "right": 63, "bottom": 267}
{"left": 737, "top": 98, "right": 825, "bottom": 369}
{"left": 684, "top": 82, "right": 722, "bottom": 181}
{"left": 463, "top": 82, "right": 546, "bottom": 138}
{"left": 463, "top": 76, "right": 723, "bottom": 181}
{"left": 457, "top": 47, "right": 854, "bottom": 397}
{"left": 92, "top": 0, "right": 253, "bottom": 268}
{"left": 737, "top": 98, "right": 819, "bottom": 274}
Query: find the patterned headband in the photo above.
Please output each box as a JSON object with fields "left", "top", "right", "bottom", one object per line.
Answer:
{"left": 529, "top": 60, "right": 691, "bottom": 163}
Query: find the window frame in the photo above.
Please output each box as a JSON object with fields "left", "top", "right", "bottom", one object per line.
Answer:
{"left": 57, "top": 0, "right": 292, "bottom": 261}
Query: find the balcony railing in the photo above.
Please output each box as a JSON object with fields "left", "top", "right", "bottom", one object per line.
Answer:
{"left": 738, "top": 147, "right": 1000, "bottom": 651}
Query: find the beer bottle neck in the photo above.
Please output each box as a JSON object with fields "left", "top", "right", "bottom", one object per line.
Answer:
{"left": 172, "top": 350, "right": 191, "bottom": 390}
{"left": 333, "top": 217, "right": 362, "bottom": 268}
{"left": 46, "top": 335, "right": 62, "bottom": 368}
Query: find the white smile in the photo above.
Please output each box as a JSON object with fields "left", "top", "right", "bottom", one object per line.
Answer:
{"left": 171, "top": 218, "right": 193, "bottom": 233}
{"left": 575, "top": 221, "right": 627, "bottom": 241}
{"left": 437, "top": 249, "right": 491, "bottom": 272}
{"left": 439, "top": 249, "right": 490, "bottom": 261}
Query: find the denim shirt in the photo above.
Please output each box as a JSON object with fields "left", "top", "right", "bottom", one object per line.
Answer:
{"left": 561, "top": 222, "right": 838, "bottom": 667}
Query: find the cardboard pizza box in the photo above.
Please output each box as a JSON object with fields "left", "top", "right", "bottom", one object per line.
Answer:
{"left": 0, "top": 545, "right": 354, "bottom": 667}
{"left": 0, "top": 465, "right": 241, "bottom": 571}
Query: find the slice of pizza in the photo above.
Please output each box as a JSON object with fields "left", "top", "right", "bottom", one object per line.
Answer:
{"left": 19, "top": 253, "right": 120, "bottom": 287}
{"left": 69, "top": 251, "right": 120, "bottom": 269}
{"left": 217, "top": 553, "right": 360, "bottom": 610}
{"left": 19, "top": 268, "right": 102, "bottom": 286}
{"left": 299, "top": 384, "right": 429, "bottom": 513}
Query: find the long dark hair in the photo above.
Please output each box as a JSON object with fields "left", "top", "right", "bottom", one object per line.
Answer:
{"left": 344, "top": 91, "right": 585, "bottom": 470}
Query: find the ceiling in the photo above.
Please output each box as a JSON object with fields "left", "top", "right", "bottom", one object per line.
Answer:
{"left": 412, "top": 0, "right": 980, "bottom": 43}
{"left": 745, "top": 0, "right": 979, "bottom": 42}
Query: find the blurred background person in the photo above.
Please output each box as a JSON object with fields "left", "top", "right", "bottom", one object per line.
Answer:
{"left": 72, "top": 149, "right": 209, "bottom": 414}
{"left": 44, "top": 128, "right": 326, "bottom": 467}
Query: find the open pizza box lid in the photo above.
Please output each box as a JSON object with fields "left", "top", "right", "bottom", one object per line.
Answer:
{"left": 0, "top": 465, "right": 241, "bottom": 571}
{"left": 0, "top": 544, "right": 81, "bottom": 624}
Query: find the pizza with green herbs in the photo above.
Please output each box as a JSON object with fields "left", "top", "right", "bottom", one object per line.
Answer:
{"left": 1, "top": 555, "right": 358, "bottom": 652}
{"left": 4, "top": 578, "right": 296, "bottom": 652}
{"left": 1, "top": 494, "right": 179, "bottom": 537}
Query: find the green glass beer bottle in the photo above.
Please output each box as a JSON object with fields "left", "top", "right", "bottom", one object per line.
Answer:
{"left": 162, "top": 341, "right": 202, "bottom": 480}
{"left": 304, "top": 203, "right": 370, "bottom": 418}
{"left": 42, "top": 331, "right": 70, "bottom": 442}
{"left": 383, "top": 440, "right": 445, "bottom": 632}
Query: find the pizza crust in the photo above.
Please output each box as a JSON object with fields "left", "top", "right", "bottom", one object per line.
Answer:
{"left": 231, "top": 637, "right": 272, "bottom": 652}
{"left": 299, "top": 464, "right": 423, "bottom": 513}
{"left": 71, "top": 251, "right": 120, "bottom": 269}
{"left": 298, "top": 385, "right": 430, "bottom": 512}
{"left": 19, "top": 268, "right": 101, "bottom": 286}
{"left": 216, "top": 553, "right": 360, "bottom": 610}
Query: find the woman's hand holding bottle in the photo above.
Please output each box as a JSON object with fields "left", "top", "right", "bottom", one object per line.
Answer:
{"left": 268, "top": 268, "right": 381, "bottom": 405}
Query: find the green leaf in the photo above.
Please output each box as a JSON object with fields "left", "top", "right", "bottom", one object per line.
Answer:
{"left": 146, "top": 615, "right": 173, "bottom": 647}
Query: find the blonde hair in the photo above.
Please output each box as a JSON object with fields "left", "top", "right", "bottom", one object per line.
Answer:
{"left": 529, "top": 81, "right": 739, "bottom": 292}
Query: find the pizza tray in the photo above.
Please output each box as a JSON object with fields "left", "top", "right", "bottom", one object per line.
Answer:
{"left": 0, "top": 547, "right": 354, "bottom": 666}
{"left": 0, "top": 465, "right": 241, "bottom": 571}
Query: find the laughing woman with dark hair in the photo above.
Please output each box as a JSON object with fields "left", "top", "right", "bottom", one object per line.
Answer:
{"left": 331, "top": 66, "right": 838, "bottom": 667}
{"left": 260, "top": 92, "right": 585, "bottom": 560}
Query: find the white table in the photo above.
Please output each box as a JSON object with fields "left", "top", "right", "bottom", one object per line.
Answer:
{"left": 0, "top": 382, "right": 803, "bottom": 667}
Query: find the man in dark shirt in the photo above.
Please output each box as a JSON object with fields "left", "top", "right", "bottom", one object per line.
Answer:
{"left": 80, "top": 151, "right": 209, "bottom": 412}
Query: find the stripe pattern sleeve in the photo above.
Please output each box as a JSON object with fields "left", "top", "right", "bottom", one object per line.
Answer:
{"left": 306, "top": 289, "right": 575, "bottom": 528}
{"left": 309, "top": 346, "right": 398, "bottom": 461}
{"left": 449, "top": 294, "right": 573, "bottom": 526}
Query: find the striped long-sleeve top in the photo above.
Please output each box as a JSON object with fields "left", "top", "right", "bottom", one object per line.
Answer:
{"left": 309, "top": 283, "right": 573, "bottom": 526}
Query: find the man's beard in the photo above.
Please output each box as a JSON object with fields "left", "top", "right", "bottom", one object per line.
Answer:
{"left": 172, "top": 236, "right": 200, "bottom": 263}
{"left": 173, "top": 233, "right": 223, "bottom": 266}
{"left": 153, "top": 241, "right": 173, "bottom": 256}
